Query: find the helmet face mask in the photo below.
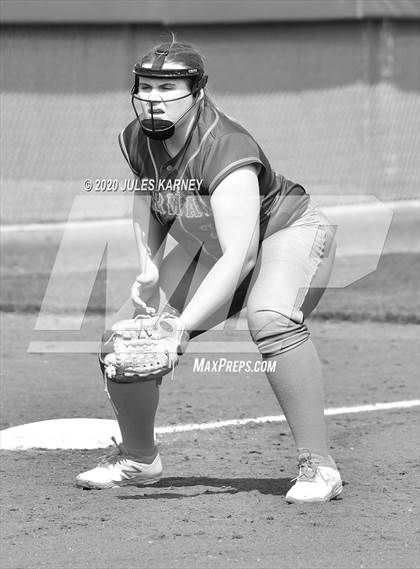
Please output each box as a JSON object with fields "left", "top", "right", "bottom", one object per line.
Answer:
{"left": 131, "top": 74, "right": 196, "bottom": 140}
{"left": 131, "top": 47, "right": 208, "bottom": 140}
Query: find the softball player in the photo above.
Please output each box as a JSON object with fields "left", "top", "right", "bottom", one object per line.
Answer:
{"left": 76, "top": 40, "right": 342, "bottom": 503}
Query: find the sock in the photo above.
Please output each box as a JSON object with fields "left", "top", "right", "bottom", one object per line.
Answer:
{"left": 106, "top": 378, "right": 160, "bottom": 457}
{"left": 264, "top": 338, "right": 330, "bottom": 457}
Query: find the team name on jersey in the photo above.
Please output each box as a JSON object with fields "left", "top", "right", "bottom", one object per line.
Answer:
{"left": 152, "top": 193, "right": 211, "bottom": 218}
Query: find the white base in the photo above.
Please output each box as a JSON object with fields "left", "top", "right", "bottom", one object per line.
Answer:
{"left": 0, "top": 418, "right": 121, "bottom": 450}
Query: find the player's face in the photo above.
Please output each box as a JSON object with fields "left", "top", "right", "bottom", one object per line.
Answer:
{"left": 136, "top": 76, "right": 193, "bottom": 125}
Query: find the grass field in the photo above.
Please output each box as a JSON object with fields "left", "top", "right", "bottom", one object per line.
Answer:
{"left": 1, "top": 252, "right": 419, "bottom": 323}
{"left": 1, "top": 204, "right": 419, "bottom": 323}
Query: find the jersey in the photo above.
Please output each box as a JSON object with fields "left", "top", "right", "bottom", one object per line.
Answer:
{"left": 119, "top": 96, "right": 309, "bottom": 260}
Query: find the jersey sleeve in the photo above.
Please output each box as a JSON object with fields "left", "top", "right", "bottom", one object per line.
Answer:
{"left": 202, "top": 133, "right": 265, "bottom": 195}
{"left": 118, "top": 121, "right": 144, "bottom": 178}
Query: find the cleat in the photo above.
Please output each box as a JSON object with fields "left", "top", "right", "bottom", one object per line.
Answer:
{"left": 76, "top": 437, "right": 163, "bottom": 489}
{"left": 285, "top": 450, "right": 343, "bottom": 504}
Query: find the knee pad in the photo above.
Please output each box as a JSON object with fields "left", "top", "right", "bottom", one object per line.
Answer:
{"left": 247, "top": 308, "right": 310, "bottom": 357}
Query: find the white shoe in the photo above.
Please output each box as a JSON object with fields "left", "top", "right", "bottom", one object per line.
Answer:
{"left": 285, "top": 450, "right": 343, "bottom": 504}
{"left": 76, "top": 438, "right": 163, "bottom": 489}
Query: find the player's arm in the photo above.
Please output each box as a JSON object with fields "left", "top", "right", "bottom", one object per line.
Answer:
{"left": 180, "top": 165, "right": 260, "bottom": 331}
{"left": 132, "top": 183, "right": 169, "bottom": 310}
{"left": 133, "top": 185, "right": 168, "bottom": 270}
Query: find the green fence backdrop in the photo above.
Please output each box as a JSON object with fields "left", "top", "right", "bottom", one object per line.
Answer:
{"left": 1, "top": 19, "right": 419, "bottom": 223}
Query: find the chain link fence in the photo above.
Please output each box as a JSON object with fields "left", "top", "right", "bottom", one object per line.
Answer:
{"left": 1, "top": 21, "right": 419, "bottom": 223}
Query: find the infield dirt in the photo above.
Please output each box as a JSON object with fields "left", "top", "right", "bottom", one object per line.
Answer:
{"left": 1, "top": 205, "right": 419, "bottom": 568}
{"left": 1, "top": 315, "right": 419, "bottom": 569}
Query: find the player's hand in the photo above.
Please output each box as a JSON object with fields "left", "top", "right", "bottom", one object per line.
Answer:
{"left": 130, "top": 265, "right": 159, "bottom": 314}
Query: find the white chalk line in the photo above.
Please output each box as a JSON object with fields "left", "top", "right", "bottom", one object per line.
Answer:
{"left": 1, "top": 400, "right": 418, "bottom": 450}
{"left": 1, "top": 218, "right": 131, "bottom": 233}
{"left": 155, "top": 399, "right": 419, "bottom": 434}
{"left": 2, "top": 200, "right": 418, "bottom": 233}
{"left": 320, "top": 199, "right": 419, "bottom": 216}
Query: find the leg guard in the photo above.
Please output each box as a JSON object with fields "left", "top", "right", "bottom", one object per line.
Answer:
{"left": 247, "top": 308, "right": 310, "bottom": 358}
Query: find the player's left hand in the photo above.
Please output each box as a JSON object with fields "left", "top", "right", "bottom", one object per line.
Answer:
{"left": 102, "top": 309, "right": 190, "bottom": 382}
